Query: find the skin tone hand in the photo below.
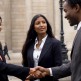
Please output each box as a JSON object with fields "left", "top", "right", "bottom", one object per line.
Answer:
{"left": 30, "top": 68, "right": 36, "bottom": 74}
{"left": 26, "top": 66, "right": 50, "bottom": 80}
{"left": 26, "top": 68, "right": 36, "bottom": 80}
{"left": 25, "top": 70, "right": 42, "bottom": 81}
{"left": 35, "top": 66, "right": 50, "bottom": 77}
{"left": 26, "top": 67, "right": 43, "bottom": 80}
{"left": 33, "top": 69, "right": 42, "bottom": 78}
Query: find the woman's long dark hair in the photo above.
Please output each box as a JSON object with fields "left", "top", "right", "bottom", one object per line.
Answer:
{"left": 22, "top": 14, "right": 54, "bottom": 66}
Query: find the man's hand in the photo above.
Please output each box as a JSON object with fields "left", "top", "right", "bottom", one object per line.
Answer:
{"left": 35, "top": 66, "right": 50, "bottom": 77}
{"left": 26, "top": 68, "right": 36, "bottom": 80}
{"left": 26, "top": 70, "right": 42, "bottom": 80}
{"left": 32, "top": 69, "right": 43, "bottom": 78}
{"left": 26, "top": 66, "right": 50, "bottom": 80}
{"left": 25, "top": 66, "right": 50, "bottom": 80}
{"left": 30, "top": 68, "right": 36, "bottom": 74}
{"left": 26, "top": 67, "right": 43, "bottom": 80}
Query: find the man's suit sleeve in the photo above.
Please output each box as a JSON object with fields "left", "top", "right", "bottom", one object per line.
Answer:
{"left": 0, "top": 61, "right": 30, "bottom": 80}
{"left": 51, "top": 62, "right": 71, "bottom": 79}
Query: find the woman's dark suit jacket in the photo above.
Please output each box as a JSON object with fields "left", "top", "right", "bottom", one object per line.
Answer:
{"left": 26, "top": 36, "right": 62, "bottom": 81}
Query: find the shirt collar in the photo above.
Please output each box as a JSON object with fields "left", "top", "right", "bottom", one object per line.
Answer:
{"left": 77, "top": 21, "right": 81, "bottom": 30}
{"left": 42, "top": 34, "right": 48, "bottom": 43}
{"left": 35, "top": 34, "right": 48, "bottom": 43}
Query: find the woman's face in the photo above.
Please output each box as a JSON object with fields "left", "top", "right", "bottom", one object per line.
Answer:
{"left": 34, "top": 16, "right": 47, "bottom": 35}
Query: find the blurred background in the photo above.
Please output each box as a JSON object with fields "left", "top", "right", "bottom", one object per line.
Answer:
{"left": 0, "top": 0, "right": 74, "bottom": 80}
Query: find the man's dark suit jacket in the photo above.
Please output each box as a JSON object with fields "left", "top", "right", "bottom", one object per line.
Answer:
{"left": 26, "top": 36, "right": 62, "bottom": 81}
{"left": 0, "top": 44, "right": 9, "bottom": 81}
{"left": 51, "top": 27, "right": 81, "bottom": 81}
{"left": 0, "top": 56, "right": 30, "bottom": 81}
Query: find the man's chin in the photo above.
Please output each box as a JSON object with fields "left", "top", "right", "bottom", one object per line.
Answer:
{"left": 69, "top": 24, "right": 73, "bottom": 26}
{"left": 69, "top": 23, "right": 75, "bottom": 26}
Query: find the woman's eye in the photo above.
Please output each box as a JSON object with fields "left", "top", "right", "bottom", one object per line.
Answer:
{"left": 42, "top": 21, "right": 46, "bottom": 24}
{"left": 35, "top": 22, "right": 40, "bottom": 25}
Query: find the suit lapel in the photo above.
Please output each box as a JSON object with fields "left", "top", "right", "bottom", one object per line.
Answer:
{"left": 38, "top": 36, "right": 52, "bottom": 63}
{"left": 71, "top": 27, "right": 81, "bottom": 58}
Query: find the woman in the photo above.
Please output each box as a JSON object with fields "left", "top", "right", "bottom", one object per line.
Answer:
{"left": 22, "top": 14, "right": 62, "bottom": 81}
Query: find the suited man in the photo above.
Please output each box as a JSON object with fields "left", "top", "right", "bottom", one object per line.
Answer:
{"left": 33, "top": 0, "right": 81, "bottom": 81}
{"left": 3, "top": 42, "right": 11, "bottom": 60}
{"left": 0, "top": 16, "right": 35, "bottom": 81}
{"left": 22, "top": 14, "right": 62, "bottom": 81}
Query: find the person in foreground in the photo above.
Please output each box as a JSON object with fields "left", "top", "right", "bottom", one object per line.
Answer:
{"left": 22, "top": 14, "right": 62, "bottom": 81}
{"left": 0, "top": 16, "right": 35, "bottom": 81}
{"left": 26, "top": 0, "right": 81, "bottom": 81}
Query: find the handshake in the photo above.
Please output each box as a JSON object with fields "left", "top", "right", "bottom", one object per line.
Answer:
{"left": 26, "top": 66, "right": 50, "bottom": 80}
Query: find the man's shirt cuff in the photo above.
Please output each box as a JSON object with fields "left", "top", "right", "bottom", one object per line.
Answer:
{"left": 48, "top": 68, "right": 53, "bottom": 76}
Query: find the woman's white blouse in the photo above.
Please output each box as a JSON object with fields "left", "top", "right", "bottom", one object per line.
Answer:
{"left": 33, "top": 35, "right": 47, "bottom": 67}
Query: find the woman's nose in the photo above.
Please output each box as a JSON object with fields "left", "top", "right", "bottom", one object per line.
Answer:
{"left": 40, "top": 22, "right": 43, "bottom": 26}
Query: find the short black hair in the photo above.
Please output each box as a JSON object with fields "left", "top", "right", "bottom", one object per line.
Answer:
{"left": 64, "top": 0, "right": 81, "bottom": 7}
